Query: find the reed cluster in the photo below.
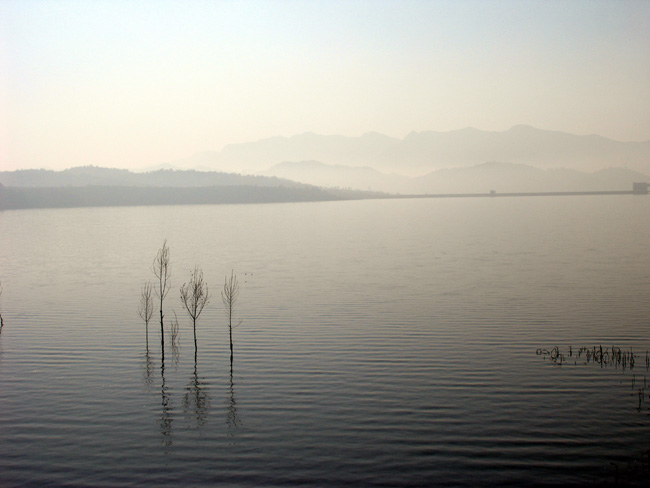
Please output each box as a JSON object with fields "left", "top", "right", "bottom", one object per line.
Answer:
{"left": 536, "top": 345, "right": 644, "bottom": 370}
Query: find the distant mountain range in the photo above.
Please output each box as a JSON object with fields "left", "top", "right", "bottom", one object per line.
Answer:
{"left": 2, "top": 161, "right": 646, "bottom": 200}
{"left": 263, "top": 160, "right": 649, "bottom": 194}
{"left": 1, "top": 163, "right": 647, "bottom": 211}
{"left": 2, "top": 126, "right": 648, "bottom": 205}
{"left": 263, "top": 161, "right": 410, "bottom": 192}
{"left": 163, "top": 125, "right": 650, "bottom": 176}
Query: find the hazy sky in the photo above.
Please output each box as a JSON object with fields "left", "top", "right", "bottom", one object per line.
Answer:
{"left": 1, "top": 0, "right": 649, "bottom": 171}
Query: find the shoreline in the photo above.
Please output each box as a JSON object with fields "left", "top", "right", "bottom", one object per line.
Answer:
{"left": 1, "top": 185, "right": 647, "bottom": 211}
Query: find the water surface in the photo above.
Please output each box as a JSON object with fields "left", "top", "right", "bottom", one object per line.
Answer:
{"left": 1, "top": 196, "right": 649, "bottom": 486}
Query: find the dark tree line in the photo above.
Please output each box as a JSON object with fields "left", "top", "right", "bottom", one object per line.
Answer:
{"left": 0, "top": 166, "right": 312, "bottom": 188}
{"left": 0, "top": 184, "right": 340, "bottom": 210}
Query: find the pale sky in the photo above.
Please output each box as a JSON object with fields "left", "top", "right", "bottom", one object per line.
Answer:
{"left": 1, "top": 0, "right": 649, "bottom": 171}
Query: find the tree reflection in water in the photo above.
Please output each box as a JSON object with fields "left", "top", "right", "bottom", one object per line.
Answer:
{"left": 169, "top": 311, "right": 180, "bottom": 369}
{"left": 160, "top": 345, "right": 173, "bottom": 446}
{"left": 137, "top": 272, "right": 250, "bottom": 443}
{"left": 142, "top": 347, "right": 154, "bottom": 389}
{"left": 227, "top": 356, "right": 241, "bottom": 436}
{"left": 184, "top": 348, "right": 210, "bottom": 428}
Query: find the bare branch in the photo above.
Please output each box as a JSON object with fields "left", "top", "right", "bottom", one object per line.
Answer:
{"left": 138, "top": 281, "right": 154, "bottom": 349}
{"left": 152, "top": 240, "right": 171, "bottom": 347}
{"left": 221, "top": 270, "right": 239, "bottom": 319}
{"left": 138, "top": 281, "right": 154, "bottom": 326}
{"left": 221, "top": 270, "right": 239, "bottom": 358}
{"left": 152, "top": 239, "right": 171, "bottom": 302}
{"left": 180, "top": 265, "right": 210, "bottom": 350}
{"left": 181, "top": 266, "right": 210, "bottom": 322}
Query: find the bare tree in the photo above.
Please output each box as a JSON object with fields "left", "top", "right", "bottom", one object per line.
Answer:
{"left": 180, "top": 265, "right": 210, "bottom": 353}
{"left": 151, "top": 241, "right": 172, "bottom": 446}
{"left": 138, "top": 282, "right": 154, "bottom": 348}
{"left": 152, "top": 240, "right": 171, "bottom": 350}
{"left": 0, "top": 280, "right": 3, "bottom": 331}
{"left": 221, "top": 270, "right": 239, "bottom": 361}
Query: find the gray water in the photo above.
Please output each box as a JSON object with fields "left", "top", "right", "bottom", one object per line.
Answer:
{"left": 0, "top": 196, "right": 649, "bottom": 487}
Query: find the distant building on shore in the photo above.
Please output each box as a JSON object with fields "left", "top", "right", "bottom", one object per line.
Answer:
{"left": 632, "top": 182, "right": 648, "bottom": 194}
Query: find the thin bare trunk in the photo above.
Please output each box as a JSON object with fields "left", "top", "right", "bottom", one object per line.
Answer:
{"left": 152, "top": 240, "right": 171, "bottom": 352}
{"left": 0, "top": 280, "right": 4, "bottom": 332}
{"left": 221, "top": 270, "right": 239, "bottom": 361}
{"left": 0, "top": 280, "right": 3, "bottom": 331}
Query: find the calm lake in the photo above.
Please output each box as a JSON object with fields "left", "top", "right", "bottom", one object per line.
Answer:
{"left": 1, "top": 196, "right": 649, "bottom": 487}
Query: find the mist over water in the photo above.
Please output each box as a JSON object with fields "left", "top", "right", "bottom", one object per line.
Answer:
{"left": 0, "top": 196, "right": 649, "bottom": 486}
